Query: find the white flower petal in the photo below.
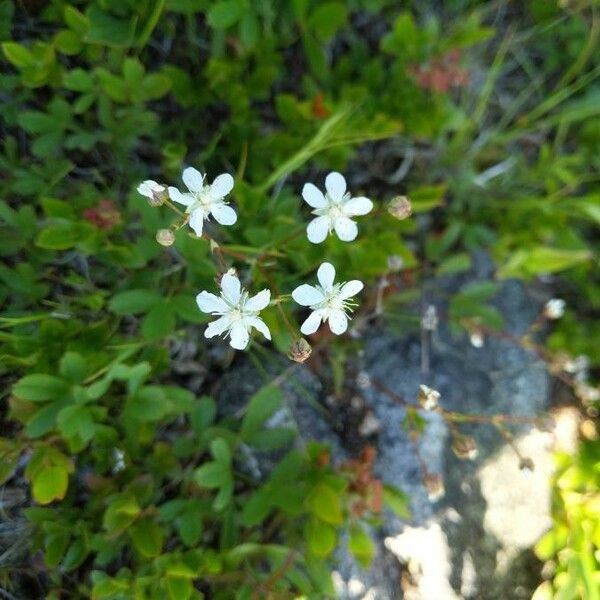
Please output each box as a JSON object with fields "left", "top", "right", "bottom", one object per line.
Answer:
{"left": 221, "top": 273, "right": 241, "bottom": 304}
{"left": 302, "top": 183, "right": 327, "bottom": 208}
{"left": 182, "top": 167, "right": 204, "bottom": 193}
{"left": 196, "top": 291, "right": 228, "bottom": 314}
{"left": 292, "top": 284, "right": 325, "bottom": 306}
{"left": 245, "top": 289, "right": 270, "bottom": 312}
{"left": 317, "top": 262, "right": 336, "bottom": 291}
{"left": 189, "top": 209, "right": 205, "bottom": 236}
{"left": 307, "top": 216, "right": 330, "bottom": 244}
{"left": 229, "top": 322, "right": 250, "bottom": 350}
{"left": 137, "top": 180, "right": 164, "bottom": 198}
{"left": 210, "top": 173, "right": 234, "bottom": 199}
{"left": 246, "top": 316, "right": 271, "bottom": 340}
{"left": 328, "top": 309, "right": 348, "bottom": 335}
{"left": 334, "top": 216, "right": 358, "bottom": 241}
{"left": 339, "top": 280, "right": 364, "bottom": 300}
{"left": 204, "top": 315, "right": 232, "bottom": 338}
{"left": 168, "top": 186, "right": 194, "bottom": 207}
{"left": 300, "top": 310, "right": 323, "bottom": 335}
{"left": 344, "top": 196, "right": 373, "bottom": 216}
{"left": 210, "top": 202, "right": 237, "bottom": 226}
{"left": 325, "top": 172, "right": 346, "bottom": 201}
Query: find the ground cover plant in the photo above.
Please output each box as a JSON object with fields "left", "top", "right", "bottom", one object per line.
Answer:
{"left": 1, "top": 0, "right": 599, "bottom": 598}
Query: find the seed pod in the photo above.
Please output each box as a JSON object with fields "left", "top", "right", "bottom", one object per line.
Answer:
{"left": 451, "top": 433, "right": 478, "bottom": 460}
{"left": 287, "top": 338, "right": 312, "bottom": 363}
{"left": 519, "top": 457, "right": 535, "bottom": 472}
{"left": 388, "top": 195, "right": 412, "bottom": 220}
{"left": 423, "top": 472, "right": 445, "bottom": 502}
{"left": 156, "top": 228, "right": 175, "bottom": 247}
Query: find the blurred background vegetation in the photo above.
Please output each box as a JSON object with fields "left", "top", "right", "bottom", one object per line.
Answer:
{"left": 0, "top": 0, "right": 598, "bottom": 598}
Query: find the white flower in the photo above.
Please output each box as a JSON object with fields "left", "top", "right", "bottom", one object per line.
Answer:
{"left": 137, "top": 180, "right": 166, "bottom": 205}
{"left": 196, "top": 272, "right": 271, "bottom": 350}
{"left": 292, "top": 262, "right": 363, "bottom": 336}
{"left": 302, "top": 172, "right": 372, "bottom": 243}
{"left": 168, "top": 167, "right": 236, "bottom": 237}
{"left": 544, "top": 298, "right": 565, "bottom": 319}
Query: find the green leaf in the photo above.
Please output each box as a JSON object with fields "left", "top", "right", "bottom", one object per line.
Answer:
{"left": 103, "top": 495, "right": 141, "bottom": 532}
{"left": 207, "top": 1, "right": 243, "bottom": 29}
{"left": 57, "top": 405, "right": 95, "bottom": 442}
{"left": 64, "top": 5, "right": 89, "bottom": 35}
{"left": 63, "top": 68, "right": 94, "bottom": 92}
{"left": 59, "top": 352, "right": 87, "bottom": 383}
{"left": 240, "top": 385, "right": 283, "bottom": 440}
{"left": 166, "top": 575, "right": 193, "bottom": 600}
{"left": 36, "top": 223, "right": 92, "bottom": 251}
{"left": 307, "top": 2, "right": 347, "bottom": 41}
{"left": 306, "top": 518, "right": 336, "bottom": 557}
{"left": 194, "top": 462, "right": 228, "bottom": 488}
{"left": 14, "top": 374, "right": 69, "bottom": 402}
{"left": 108, "top": 289, "right": 161, "bottom": 314}
{"left": 54, "top": 30, "right": 82, "bottom": 55}
{"left": 26, "top": 400, "right": 70, "bottom": 438}
{"left": 348, "top": 523, "right": 375, "bottom": 567}
{"left": 2, "top": 41, "right": 36, "bottom": 68}
{"left": 85, "top": 5, "right": 137, "bottom": 47}
{"left": 125, "top": 386, "right": 169, "bottom": 421}
{"left": 32, "top": 465, "right": 69, "bottom": 504}
{"left": 383, "top": 484, "right": 411, "bottom": 519}
{"left": 130, "top": 518, "right": 164, "bottom": 558}
{"left": 497, "top": 247, "right": 591, "bottom": 279}
{"left": 142, "top": 303, "right": 176, "bottom": 340}
{"left": 307, "top": 484, "right": 343, "bottom": 525}
{"left": 210, "top": 438, "right": 231, "bottom": 465}
{"left": 190, "top": 396, "right": 217, "bottom": 435}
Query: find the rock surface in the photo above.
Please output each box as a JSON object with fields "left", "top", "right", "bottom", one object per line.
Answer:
{"left": 218, "top": 264, "right": 576, "bottom": 599}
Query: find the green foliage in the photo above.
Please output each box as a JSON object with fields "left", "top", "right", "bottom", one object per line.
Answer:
{"left": 533, "top": 443, "right": 600, "bottom": 600}
{"left": 1, "top": 0, "right": 599, "bottom": 597}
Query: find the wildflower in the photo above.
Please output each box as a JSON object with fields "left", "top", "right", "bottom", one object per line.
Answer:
{"left": 418, "top": 384, "right": 440, "bottom": 411}
{"left": 302, "top": 172, "right": 372, "bottom": 243}
{"left": 358, "top": 411, "right": 381, "bottom": 437}
{"left": 137, "top": 180, "right": 166, "bottom": 206}
{"left": 168, "top": 167, "right": 236, "bottom": 237}
{"left": 387, "top": 196, "right": 412, "bottom": 220}
{"left": 357, "top": 371, "right": 371, "bottom": 389}
{"left": 451, "top": 434, "right": 478, "bottom": 460}
{"left": 196, "top": 272, "right": 270, "bottom": 350}
{"left": 292, "top": 262, "right": 363, "bottom": 335}
{"left": 287, "top": 338, "right": 312, "bottom": 363}
{"left": 544, "top": 298, "right": 565, "bottom": 319}
{"left": 423, "top": 472, "right": 445, "bottom": 502}
{"left": 156, "top": 228, "right": 175, "bottom": 247}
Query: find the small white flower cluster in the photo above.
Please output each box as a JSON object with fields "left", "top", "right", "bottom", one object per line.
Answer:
{"left": 137, "top": 169, "right": 377, "bottom": 350}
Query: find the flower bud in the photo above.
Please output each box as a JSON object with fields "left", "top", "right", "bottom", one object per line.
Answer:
{"left": 287, "top": 338, "right": 312, "bottom": 363}
{"left": 469, "top": 328, "right": 484, "bottom": 348}
{"left": 423, "top": 472, "right": 445, "bottom": 502}
{"left": 418, "top": 384, "right": 440, "bottom": 411}
{"left": 451, "top": 433, "right": 478, "bottom": 460}
{"left": 156, "top": 228, "right": 175, "bottom": 247}
{"left": 544, "top": 298, "right": 565, "bottom": 320}
{"left": 388, "top": 195, "right": 412, "bottom": 220}
{"left": 149, "top": 188, "right": 167, "bottom": 207}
